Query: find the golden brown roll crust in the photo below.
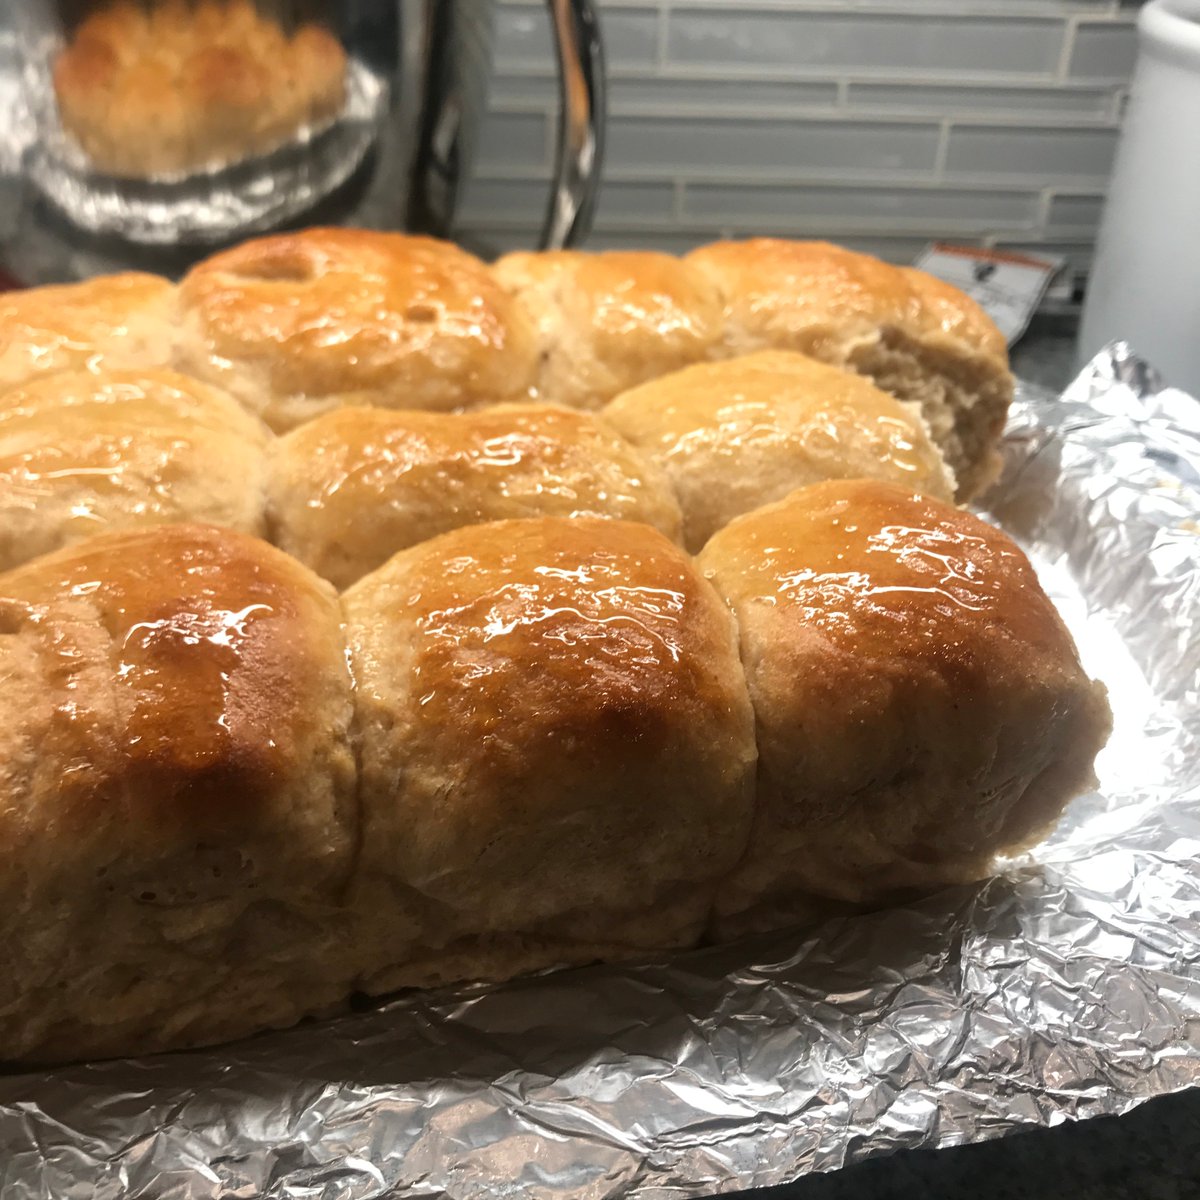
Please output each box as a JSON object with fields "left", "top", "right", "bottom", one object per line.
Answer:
{"left": 697, "top": 480, "right": 1112, "bottom": 932}
{"left": 685, "top": 239, "right": 1014, "bottom": 501}
{"left": 0, "top": 273, "right": 175, "bottom": 392}
{"left": 268, "top": 402, "right": 683, "bottom": 589}
{"left": 53, "top": 0, "right": 346, "bottom": 177}
{"left": 282, "top": 24, "right": 347, "bottom": 127}
{"left": 0, "top": 369, "right": 271, "bottom": 572}
{"left": 175, "top": 229, "right": 540, "bottom": 431}
{"left": 604, "top": 350, "right": 955, "bottom": 552}
{"left": 492, "top": 250, "right": 725, "bottom": 411}
{"left": 342, "top": 516, "right": 757, "bottom": 974}
{"left": 0, "top": 524, "right": 357, "bottom": 1062}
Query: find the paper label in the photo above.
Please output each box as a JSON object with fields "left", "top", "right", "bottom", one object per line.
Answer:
{"left": 912, "top": 243, "right": 1067, "bottom": 346}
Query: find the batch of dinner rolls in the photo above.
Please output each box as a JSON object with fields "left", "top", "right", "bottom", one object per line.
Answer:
{"left": 53, "top": 0, "right": 348, "bottom": 176}
{"left": 0, "top": 230, "right": 1111, "bottom": 1064}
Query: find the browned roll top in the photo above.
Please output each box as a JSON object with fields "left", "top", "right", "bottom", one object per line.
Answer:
{"left": 686, "top": 239, "right": 1014, "bottom": 499}
{"left": 174, "top": 228, "right": 540, "bottom": 430}
{"left": 0, "top": 522, "right": 353, "bottom": 845}
{"left": 698, "top": 479, "right": 1112, "bottom": 929}
{"left": 0, "top": 368, "right": 270, "bottom": 572}
{"left": 343, "top": 516, "right": 757, "bottom": 952}
{"left": 604, "top": 349, "right": 955, "bottom": 552}
{"left": 267, "top": 403, "right": 683, "bottom": 588}
{"left": 493, "top": 249, "right": 726, "bottom": 411}
{"left": 0, "top": 272, "right": 175, "bottom": 392}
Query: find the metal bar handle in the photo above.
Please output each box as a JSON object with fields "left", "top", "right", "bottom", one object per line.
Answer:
{"left": 540, "top": 0, "right": 606, "bottom": 249}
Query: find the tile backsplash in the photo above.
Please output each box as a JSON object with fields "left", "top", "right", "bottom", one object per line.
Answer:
{"left": 458, "top": 0, "right": 1140, "bottom": 286}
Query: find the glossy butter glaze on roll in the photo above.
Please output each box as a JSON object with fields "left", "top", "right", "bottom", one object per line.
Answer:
{"left": 342, "top": 517, "right": 757, "bottom": 993}
{"left": 604, "top": 350, "right": 955, "bottom": 553}
{"left": 0, "top": 524, "right": 357, "bottom": 1062}
{"left": 492, "top": 250, "right": 725, "bottom": 411}
{"left": 0, "top": 369, "right": 271, "bottom": 572}
{"left": 685, "top": 239, "right": 1014, "bottom": 501}
{"left": 0, "top": 272, "right": 175, "bottom": 392}
{"left": 174, "top": 228, "right": 540, "bottom": 431}
{"left": 268, "top": 403, "right": 683, "bottom": 589}
{"left": 698, "top": 479, "right": 1112, "bottom": 934}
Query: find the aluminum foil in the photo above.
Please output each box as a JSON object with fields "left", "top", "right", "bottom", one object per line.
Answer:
{"left": 1, "top": 342, "right": 1198, "bottom": 1199}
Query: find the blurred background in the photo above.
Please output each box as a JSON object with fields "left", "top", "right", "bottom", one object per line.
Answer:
{"left": 461, "top": 0, "right": 1140, "bottom": 306}
{"left": 0, "top": 0, "right": 1167, "bottom": 383}
{"left": 0, "top": 0, "right": 1142, "bottom": 297}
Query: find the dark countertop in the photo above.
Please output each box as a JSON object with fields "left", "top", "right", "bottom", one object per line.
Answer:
{"left": 1011, "top": 312, "right": 1089, "bottom": 395}
{"left": 744, "top": 1088, "right": 1200, "bottom": 1200}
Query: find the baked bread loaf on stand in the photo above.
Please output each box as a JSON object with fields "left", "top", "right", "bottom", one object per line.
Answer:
{"left": 53, "top": 0, "right": 347, "bottom": 177}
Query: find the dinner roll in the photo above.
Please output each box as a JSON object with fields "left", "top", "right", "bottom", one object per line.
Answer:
{"left": 492, "top": 250, "right": 724, "bottom": 411}
{"left": 685, "top": 240, "right": 1014, "bottom": 501}
{"left": 604, "top": 350, "right": 955, "bottom": 553}
{"left": 342, "top": 517, "right": 756, "bottom": 992}
{"left": 174, "top": 229, "right": 540, "bottom": 431}
{"left": 697, "top": 480, "right": 1111, "bottom": 934}
{"left": 268, "top": 403, "right": 683, "bottom": 589}
{"left": 282, "top": 23, "right": 347, "bottom": 127}
{"left": 0, "top": 273, "right": 175, "bottom": 392}
{"left": 0, "top": 369, "right": 270, "bottom": 572}
{"left": 0, "top": 524, "right": 357, "bottom": 1062}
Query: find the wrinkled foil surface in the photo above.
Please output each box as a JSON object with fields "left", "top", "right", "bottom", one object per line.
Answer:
{"left": 1, "top": 343, "right": 1198, "bottom": 1199}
